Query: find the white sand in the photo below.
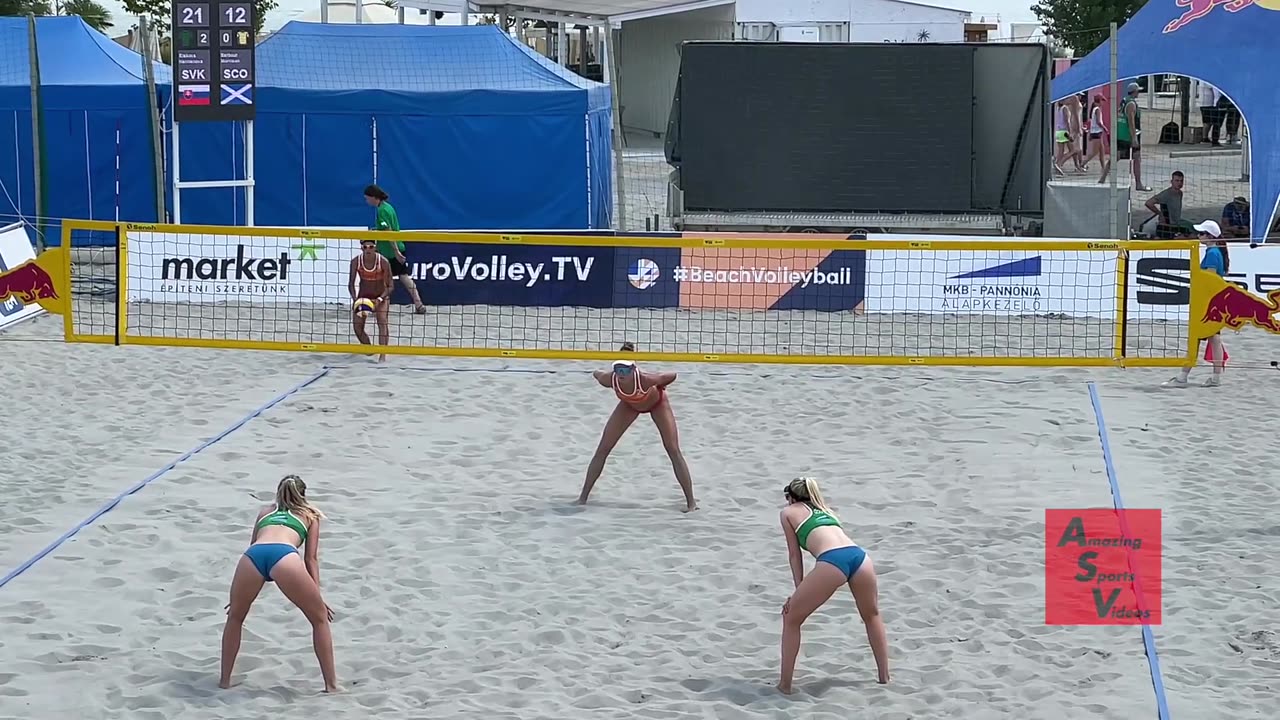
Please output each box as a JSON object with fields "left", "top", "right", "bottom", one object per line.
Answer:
{"left": 1, "top": 309, "right": 1276, "bottom": 719}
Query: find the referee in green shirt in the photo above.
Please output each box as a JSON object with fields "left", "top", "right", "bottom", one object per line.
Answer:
{"left": 364, "top": 184, "right": 426, "bottom": 314}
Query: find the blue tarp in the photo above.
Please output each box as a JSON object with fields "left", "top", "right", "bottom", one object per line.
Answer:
{"left": 0, "top": 17, "right": 170, "bottom": 244}
{"left": 1052, "top": 1, "right": 1280, "bottom": 242}
{"left": 175, "top": 22, "right": 613, "bottom": 231}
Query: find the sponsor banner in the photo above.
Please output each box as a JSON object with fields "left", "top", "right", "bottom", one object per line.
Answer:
{"left": 864, "top": 248, "right": 1118, "bottom": 317}
{"left": 613, "top": 247, "right": 682, "bottom": 309}
{"left": 393, "top": 244, "right": 614, "bottom": 308}
{"left": 1130, "top": 244, "right": 1280, "bottom": 322}
{"left": 126, "top": 231, "right": 362, "bottom": 304}
{"left": 0, "top": 223, "right": 47, "bottom": 331}
{"left": 610, "top": 248, "right": 866, "bottom": 312}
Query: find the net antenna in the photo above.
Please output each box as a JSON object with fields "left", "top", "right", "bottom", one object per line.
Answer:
{"left": 170, "top": 1, "right": 259, "bottom": 225}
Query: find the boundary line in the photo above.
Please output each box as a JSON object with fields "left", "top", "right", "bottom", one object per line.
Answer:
{"left": 0, "top": 367, "right": 333, "bottom": 591}
{"left": 1086, "top": 382, "right": 1172, "bottom": 720}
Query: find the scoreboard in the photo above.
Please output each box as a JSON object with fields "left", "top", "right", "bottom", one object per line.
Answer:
{"left": 172, "top": 0, "right": 257, "bottom": 122}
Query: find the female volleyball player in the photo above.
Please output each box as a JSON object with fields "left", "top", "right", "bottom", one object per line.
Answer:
{"left": 576, "top": 342, "right": 698, "bottom": 512}
{"left": 348, "top": 239, "right": 393, "bottom": 363}
{"left": 777, "top": 477, "right": 889, "bottom": 694}
{"left": 1165, "top": 220, "right": 1229, "bottom": 388}
{"left": 220, "top": 475, "right": 338, "bottom": 693}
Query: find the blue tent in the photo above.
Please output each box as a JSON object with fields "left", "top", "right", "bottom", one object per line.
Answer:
{"left": 1052, "top": 1, "right": 1280, "bottom": 242}
{"left": 0, "top": 16, "right": 170, "bottom": 245}
{"left": 174, "top": 22, "right": 613, "bottom": 231}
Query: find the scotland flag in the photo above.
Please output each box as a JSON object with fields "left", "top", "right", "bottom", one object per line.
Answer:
{"left": 222, "top": 84, "right": 253, "bottom": 106}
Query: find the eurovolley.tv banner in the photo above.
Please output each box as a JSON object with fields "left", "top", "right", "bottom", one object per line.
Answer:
{"left": 389, "top": 242, "right": 867, "bottom": 312}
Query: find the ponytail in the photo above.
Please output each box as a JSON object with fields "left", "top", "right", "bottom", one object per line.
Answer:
{"left": 275, "top": 474, "right": 325, "bottom": 524}
{"left": 785, "top": 477, "right": 838, "bottom": 521}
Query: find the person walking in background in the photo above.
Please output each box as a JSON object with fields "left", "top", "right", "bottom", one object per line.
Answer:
{"left": 364, "top": 184, "right": 427, "bottom": 314}
{"left": 1083, "top": 95, "right": 1111, "bottom": 182}
{"left": 1106, "top": 82, "right": 1151, "bottom": 191}
{"left": 1199, "top": 82, "right": 1223, "bottom": 146}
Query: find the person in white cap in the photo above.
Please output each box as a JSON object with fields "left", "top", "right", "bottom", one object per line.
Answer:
{"left": 1165, "top": 219, "right": 1228, "bottom": 388}
{"left": 578, "top": 342, "right": 697, "bottom": 512}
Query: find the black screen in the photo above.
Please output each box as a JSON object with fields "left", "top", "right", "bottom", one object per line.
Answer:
{"left": 677, "top": 42, "right": 975, "bottom": 213}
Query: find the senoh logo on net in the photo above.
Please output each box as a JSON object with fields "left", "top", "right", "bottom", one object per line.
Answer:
{"left": 409, "top": 255, "right": 594, "bottom": 288}
{"left": 160, "top": 245, "right": 293, "bottom": 294}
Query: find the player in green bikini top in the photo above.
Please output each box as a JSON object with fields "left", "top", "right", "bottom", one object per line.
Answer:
{"left": 777, "top": 476, "right": 890, "bottom": 694}
{"left": 256, "top": 506, "right": 310, "bottom": 541}
{"left": 219, "top": 475, "right": 339, "bottom": 693}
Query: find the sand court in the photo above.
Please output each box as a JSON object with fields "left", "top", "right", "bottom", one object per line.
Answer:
{"left": 0, "top": 356, "right": 1194, "bottom": 719}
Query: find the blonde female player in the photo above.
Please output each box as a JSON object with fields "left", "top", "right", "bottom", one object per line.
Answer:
{"left": 576, "top": 342, "right": 698, "bottom": 512}
{"left": 220, "top": 475, "right": 338, "bottom": 693}
{"left": 778, "top": 477, "right": 889, "bottom": 694}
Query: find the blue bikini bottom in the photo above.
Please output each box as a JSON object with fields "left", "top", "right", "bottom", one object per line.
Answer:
{"left": 243, "top": 543, "right": 298, "bottom": 581}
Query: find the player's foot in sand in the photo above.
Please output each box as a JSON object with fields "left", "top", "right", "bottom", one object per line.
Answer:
{"left": 775, "top": 681, "right": 793, "bottom": 695}
{"left": 1162, "top": 376, "right": 1189, "bottom": 388}
{"left": 683, "top": 501, "right": 699, "bottom": 513}
{"left": 377, "top": 353, "right": 387, "bottom": 363}
{"left": 414, "top": 304, "right": 427, "bottom": 314}
{"left": 324, "top": 683, "right": 341, "bottom": 693}
{"left": 218, "top": 679, "right": 235, "bottom": 689}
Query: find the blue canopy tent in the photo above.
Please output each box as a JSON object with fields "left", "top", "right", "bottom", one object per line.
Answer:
{"left": 0, "top": 16, "right": 170, "bottom": 245}
{"left": 174, "top": 22, "right": 613, "bottom": 230}
{"left": 1052, "top": 1, "right": 1280, "bottom": 242}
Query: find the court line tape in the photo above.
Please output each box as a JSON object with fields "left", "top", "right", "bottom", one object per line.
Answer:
{"left": 0, "top": 367, "right": 333, "bottom": 592}
{"left": 1087, "top": 382, "right": 1172, "bottom": 720}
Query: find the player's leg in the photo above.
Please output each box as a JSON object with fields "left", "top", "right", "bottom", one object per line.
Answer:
{"left": 577, "top": 403, "right": 639, "bottom": 505}
{"left": 849, "top": 556, "right": 891, "bottom": 684}
{"left": 353, "top": 308, "right": 371, "bottom": 345}
{"left": 778, "top": 561, "right": 847, "bottom": 694}
{"left": 219, "top": 555, "right": 266, "bottom": 688}
{"left": 650, "top": 400, "right": 697, "bottom": 512}
{"left": 375, "top": 299, "right": 390, "bottom": 363}
{"left": 1167, "top": 337, "right": 1208, "bottom": 387}
{"left": 270, "top": 553, "right": 339, "bottom": 693}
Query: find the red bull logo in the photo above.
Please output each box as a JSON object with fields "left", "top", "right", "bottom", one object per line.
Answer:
{"left": 1164, "top": 0, "right": 1277, "bottom": 32}
{"left": 0, "top": 248, "right": 67, "bottom": 316}
{"left": 1200, "top": 285, "right": 1280, "bottom": 336}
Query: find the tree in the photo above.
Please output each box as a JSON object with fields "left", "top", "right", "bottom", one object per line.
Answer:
{"left": 0, "top": 0, "right": 52, "bottom": 17}
{"left": 1031, "top": 0, "right": 1146, "bottom": 56}
{"left": 57, "top": 0, "right": 112, "bottom": 31}
{"left": 122, "top": 0, "right": 276, "bottom": 37}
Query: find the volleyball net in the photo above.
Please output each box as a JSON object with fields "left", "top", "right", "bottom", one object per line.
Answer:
{"left": 50, "top": 220, "right": 1208, "bottom": 366}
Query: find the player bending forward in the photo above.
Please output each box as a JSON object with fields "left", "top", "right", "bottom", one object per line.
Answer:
{"left": 577, "top": 342, "right": 698, "bottom": 512}
{"left": 349, "top": 239, "right": 393, "bottom": 362}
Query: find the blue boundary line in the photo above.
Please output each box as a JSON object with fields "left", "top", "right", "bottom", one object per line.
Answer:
{"left": 1086, "top": 382, "right": 1172, "bottom": 720}
{"left": 0, "top": 367, "right": 333, "bottom": 591}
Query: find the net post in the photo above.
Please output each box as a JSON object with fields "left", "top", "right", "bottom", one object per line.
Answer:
{"left": 60, "top": 221, "right": 74, "bottom": 341}
{"left": 245, "top": 120, "right": 256, "bottom": 226}
{"left": 1107, "top": 22, "right": 1119, "bottom": 242}
{"left": 26, "top": 14, "right": 44, "bottom": 253}
{"left": 1115, "top": 247, "right": 1130, "bottom": 363}
{"left": 172, "top": 118, "right": 183, "bottom": 223}
{"left": 603, "top": 24, "right": 626, "bottom": 229}
{"left": 114, "top": 223, "right": 125, "bottom": 345}
{"left": 140, "top": 17, "right": 167, "bottom": 223}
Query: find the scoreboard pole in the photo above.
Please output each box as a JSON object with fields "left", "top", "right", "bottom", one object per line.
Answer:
{"left": 170, "top": 0, "right": 258, "bottom": 225}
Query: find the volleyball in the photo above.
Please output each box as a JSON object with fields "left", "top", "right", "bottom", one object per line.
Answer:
{"left": 353, "top": 298, "right": 376, "bottom": 318}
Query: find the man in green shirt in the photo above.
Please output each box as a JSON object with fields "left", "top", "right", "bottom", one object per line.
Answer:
{"left": 364, "top": 184, "right": 425, "bottom": 314}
